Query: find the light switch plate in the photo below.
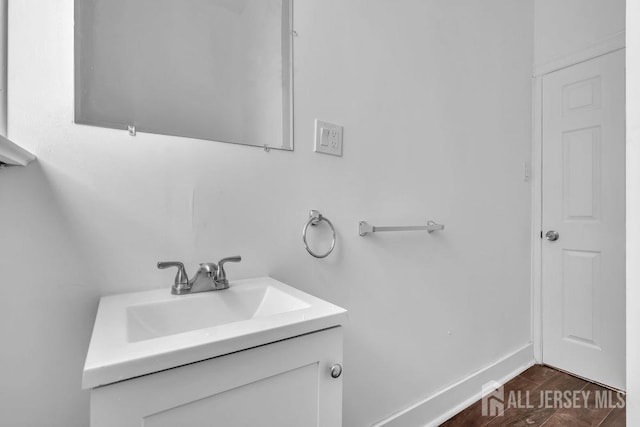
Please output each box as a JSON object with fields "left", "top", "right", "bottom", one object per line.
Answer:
{"left": 314, "top": 120, "right": 343, "bottom": 157}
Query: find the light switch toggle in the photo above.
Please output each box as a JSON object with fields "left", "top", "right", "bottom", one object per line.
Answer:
{"left": 320, "top": 128, "right": 331, "bottom": 147}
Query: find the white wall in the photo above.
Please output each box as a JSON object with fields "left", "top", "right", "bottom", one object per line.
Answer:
{"left": 0, "top": 1, "right": 533, "bottom": 426}
{"left": 627, "top": 0, "right": 639, "bottom": 423}
{"left": 534, "top": 0, "right": 625, "bottom": 71}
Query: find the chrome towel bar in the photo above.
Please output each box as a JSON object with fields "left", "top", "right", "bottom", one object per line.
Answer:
{"left": 358, "top": 220, "right": 444, "bottom": 237}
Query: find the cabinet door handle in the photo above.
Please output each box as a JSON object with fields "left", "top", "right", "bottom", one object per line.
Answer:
{"left": 330, "top": 364, "right": 343, "bottom": 378}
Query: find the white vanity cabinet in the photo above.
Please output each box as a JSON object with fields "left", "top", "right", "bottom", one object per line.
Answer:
{"left": 90, "top": 327, "right": 343, "bottom": 427}
{"left": 83, "top": 278, "right": 347, "bottom": 426}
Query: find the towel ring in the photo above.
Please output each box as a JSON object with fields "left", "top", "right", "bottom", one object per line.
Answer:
{"left": 303, "top": 210, "right": 336, "bottom": 258}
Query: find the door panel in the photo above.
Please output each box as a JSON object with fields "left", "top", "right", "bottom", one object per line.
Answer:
{"left": 542, "top": 49, "right": 625, "bottom": 390}
{"left": 562, "top": 126, "right": 600, "bottom": 220}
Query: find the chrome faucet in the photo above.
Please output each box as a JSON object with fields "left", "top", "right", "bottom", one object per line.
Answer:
{"left": 157, "top": 256, "right": 241, "bottom": 295}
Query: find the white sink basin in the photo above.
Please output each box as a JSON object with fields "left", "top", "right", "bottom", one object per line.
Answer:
{"left": 83, "top": 277, "right": 347, "bottom": 389}
{"left": 126, "top": 285, "right": 310, "bottom": 342}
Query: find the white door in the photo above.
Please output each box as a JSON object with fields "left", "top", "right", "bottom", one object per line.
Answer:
{"left": 541, "top": 49, "right": 625, "bottom": 390}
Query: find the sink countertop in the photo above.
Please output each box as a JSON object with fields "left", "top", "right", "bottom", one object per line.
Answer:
{"left": 82, "top": 277, "right": 347, "bottom": 389}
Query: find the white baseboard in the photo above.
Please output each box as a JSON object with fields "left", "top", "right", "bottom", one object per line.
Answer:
{"left": 372, "top": 343, "right": 534, "bottom": 427}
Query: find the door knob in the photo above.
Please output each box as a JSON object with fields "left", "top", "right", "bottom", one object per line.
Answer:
{"left": 330, "top": 364, "right": 343, "bottom": 378}
{"left": 545, "top": 230, "right": 560, "bottom": 241}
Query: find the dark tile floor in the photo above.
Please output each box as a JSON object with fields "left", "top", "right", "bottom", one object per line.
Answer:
{"left": 440, "top": 365, "right": 626, "bottom": 426}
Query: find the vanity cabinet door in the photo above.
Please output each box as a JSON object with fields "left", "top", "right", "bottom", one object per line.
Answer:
{"left": 90, "top": 327, "right": 343, "bottom": 427}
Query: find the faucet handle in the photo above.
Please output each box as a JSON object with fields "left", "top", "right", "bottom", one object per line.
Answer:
{"left": 215, "top": 256, "right": 241, "bottom": 288}
{"left": 157, "top": 261, "right": 189, "bottom": 288}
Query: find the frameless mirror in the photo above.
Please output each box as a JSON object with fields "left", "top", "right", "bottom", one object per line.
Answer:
{"left": 75, "top": 0, "right": 293, "bottom": 150}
